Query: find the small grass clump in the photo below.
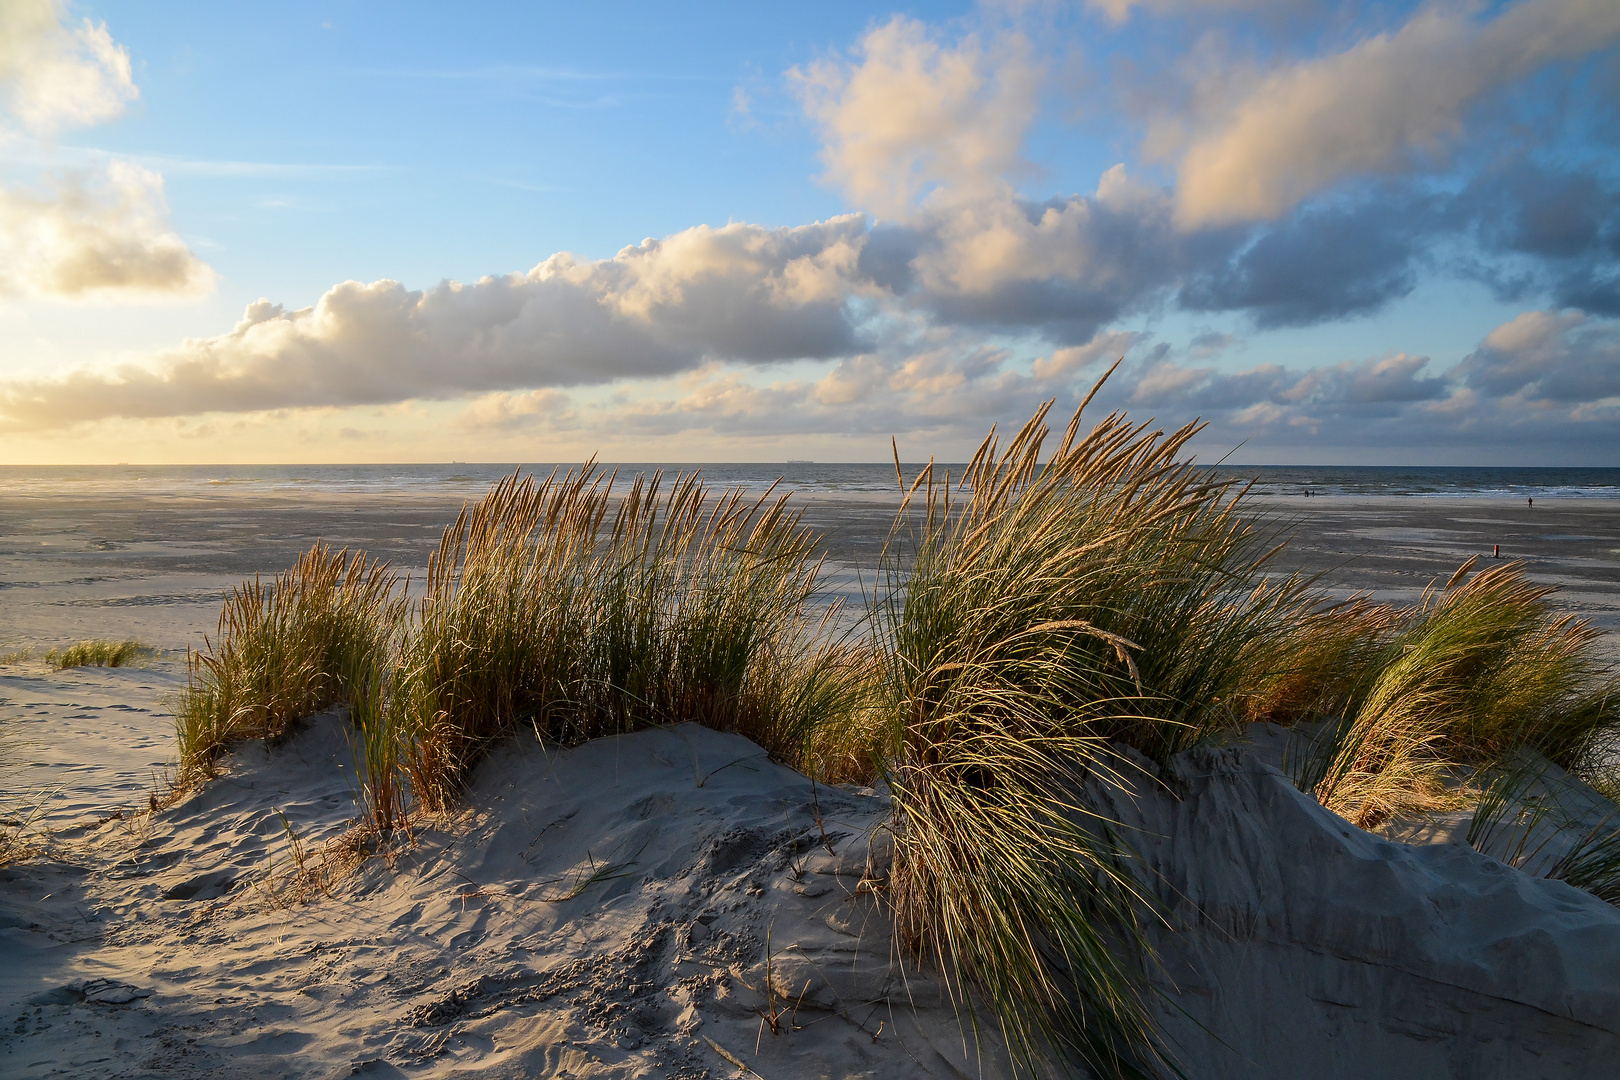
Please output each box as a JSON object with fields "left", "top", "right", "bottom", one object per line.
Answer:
{"left": 1302, "top": 558, "right": 1620, "bottom": 829}
{"left": 875, "top": 397, "right": 1311, "bottom": 1077}
{"left": 46, "top": 639, "right": 151, "bottom": 669}
{"left": 174, "top": 544, "right": 404, "bottom": 785}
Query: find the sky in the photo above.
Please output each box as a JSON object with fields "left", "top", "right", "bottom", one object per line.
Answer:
{"left": 0, "top": 0, "right": 1616, "bottom": 465}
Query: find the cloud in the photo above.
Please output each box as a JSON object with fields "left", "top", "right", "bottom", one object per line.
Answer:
{"left": 1083, "top": 312, "right": 1620, "bottom": 456}
{"left": 1284, "top": 352, "right": 1448, "bottom": 407}
{"left": 0, "top": 0, "right": 137, "bottom": 134}
{"left": 1121, "top": 350, "right": 1445, "bottom": 421}
{"left": 903, "top": 166, "right": 1198, "bottom": 341}
{"left": 0, "top": 216, "right": 871, "bottom": 429}
{"left": 454, "top": 388, "right": 575, "bottom": 432}
{"left": 1086, "top": 0, "right": 1308, "bottom": 24}
{"left": 0, "top": 5, "right": 213, "bottom": 300}
{"left": 1188, "top": 330, "right": 1240, "bottom": 359}
{"left": 536, "top": 326, "right": 1479, "bottom": 459}
{"left": 1458, "top": 308, "right": 1620, "bottom": 403}
{"left": 1178, "top": 193, "right": 1428, "bottom": 325}
{"left": 790, "top": 16, "right": 1040, "bottom": 217}
{"left": 1167, "top": 0, "right": 1620, "bottom": 226}
{"left": 1463, "top": 163, "right": 1620, "bottom": 314}
{"left": 787, "top": 19, "right": 1188, "bottom": 342}
{"left": 0, "top": 161, "right": 215, "bottom": 298}
{"left": 1031, "top": 330, "right": 1140, "bottom": 378}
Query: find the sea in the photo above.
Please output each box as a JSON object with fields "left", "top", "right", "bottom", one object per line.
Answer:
{"left": 1, "top": 463, "right": 1618, "bottom": 500}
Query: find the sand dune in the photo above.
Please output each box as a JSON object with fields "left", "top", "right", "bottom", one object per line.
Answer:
{"left": 6, "top": 708, "right": 1620, "bottom": 1077}
{"left": 5, "top": 489, "right": 1620, "bottom": 1077}
{"left": 2, "top": 716, "right": 1010, "bottom": 1079}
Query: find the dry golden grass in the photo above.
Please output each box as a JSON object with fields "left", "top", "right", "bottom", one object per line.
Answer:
{"left": 174, "top": 544, "right": 404, "bottom": 785}
{"left": 1292, "top": 558, "right": 1620, "bottom": 829}
{"left": 1240, "top": 596, "right": 1403, "bottom": 726}
{"left": 387, "top": 464, "right": 852, "bottom": 810}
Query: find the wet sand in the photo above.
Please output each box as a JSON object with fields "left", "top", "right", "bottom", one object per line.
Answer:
{"left": 1258, "top": 496, "right": 1620, "bottom": 643}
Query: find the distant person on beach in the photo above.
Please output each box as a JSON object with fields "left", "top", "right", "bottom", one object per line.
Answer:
{"left": 1529, "top": 497, "right": 1534, "bottom": 508}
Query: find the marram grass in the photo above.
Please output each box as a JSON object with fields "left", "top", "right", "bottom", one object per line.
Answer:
{"left": 1298, "top": 558, "right": 1620, "bottom": 829}
{"left": 390, "top": 464, "right": 852, "bottom": 810}
{"left": 47, "top": 639, "right": 151, "bottom": 669}
{"left": 173, "top": 544, "right": 404, "bottom": 784}
{"left": 874, "top": 397, "right": 1314, "bottom": 1078}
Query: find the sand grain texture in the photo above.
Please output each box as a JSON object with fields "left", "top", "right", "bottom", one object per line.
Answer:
{"left": 1098, "top": 743, "right": 1620, "bottom": 1079}
{"left": 1, "top": 718, "right": 1008, "bottom": 1080}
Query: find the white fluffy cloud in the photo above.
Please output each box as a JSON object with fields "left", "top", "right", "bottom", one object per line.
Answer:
{"left": 792, "top": 21, "right": 1188, "bottom": 339}
{"left": 0, "top": 3, "right": 212, "bottom": 301}
{"left": 0, "top": 0, "right": 137, "bottom": 134}
{"left": 1459, "top": 309, "right": 1620, "bottom": 404}
{"left": 0, "top": 161, "right": 214, "bottom": 297}
{"left": 1168, "top": 0, "right": 1620, "bottom": 226}
{"left": 790, "top": 17, "right": 1040, "bottom": 218}
{"left": 0, "top": 217, "right": 870, "bottom": 429}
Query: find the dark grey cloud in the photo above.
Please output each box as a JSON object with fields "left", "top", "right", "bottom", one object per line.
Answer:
{"left": 1177, "top": 196, "right": 1430, "bottom": 327}
{"left": 1456, "top": 309, "right": 1620, "bottom": 402}
{"left": 1464, "top": 163, "right": 1620, "bottom": 314}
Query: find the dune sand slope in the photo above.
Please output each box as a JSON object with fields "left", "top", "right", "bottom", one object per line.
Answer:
{"left": 1, "top": 717, "right": 1008, "bottom": 1079}
{"left": 6, "top": 716, "right": 1620, "bottom": 1078}
{"left": 1097, "top": 745, "right": 1620, "bottom": 1079}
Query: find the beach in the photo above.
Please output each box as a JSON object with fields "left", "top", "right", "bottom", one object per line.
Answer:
{"left": 5, "top": 472, "right": 1620, "bottom": 1078}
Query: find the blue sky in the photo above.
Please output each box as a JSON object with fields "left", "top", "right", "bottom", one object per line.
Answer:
{"left": 0, "top": 0, "right": 1616, "bottom": 463}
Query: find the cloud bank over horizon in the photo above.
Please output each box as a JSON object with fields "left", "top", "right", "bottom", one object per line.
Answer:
{"left": 0, "top": 0, "right": 1617, "bottom": 462}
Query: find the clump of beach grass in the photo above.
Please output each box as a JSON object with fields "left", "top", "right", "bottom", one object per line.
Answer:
{"left": 1304, "top": 558, "right": 1620, "bottom": 829}
{"left": 874, "top": 393, "right": 1312, "bottom": 1078}
{"left": 174, "top": 544, "right": 405, "bottom": 785}
{"left": 1240, "top": 595, "right": 1404, "bottom": 726}
{"left": 46, "top": 639, "right": 152, "bottom": 669}
{"left": 391, "top": 465, "right": 850, "bottom": 810}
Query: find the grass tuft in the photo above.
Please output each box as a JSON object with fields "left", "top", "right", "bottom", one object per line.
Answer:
{"left": 46, "top": 639, "right": 151, "bottom": 669}
{"left": 876, "top": 396, "right": 1311, "bottom": 1077}
{"left": 392, "top": 464, "right": 847, "bottom": 809}
{"left": 1303, "top": 559, "right": 1620, "bottom": 829}
{"left": 174, "top": 544, "right": 404, "bottom": 785}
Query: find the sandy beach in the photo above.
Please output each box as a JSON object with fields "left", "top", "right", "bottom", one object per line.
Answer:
{"left": 5, "top": 481, "right": 1620, "bottom": 1078}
